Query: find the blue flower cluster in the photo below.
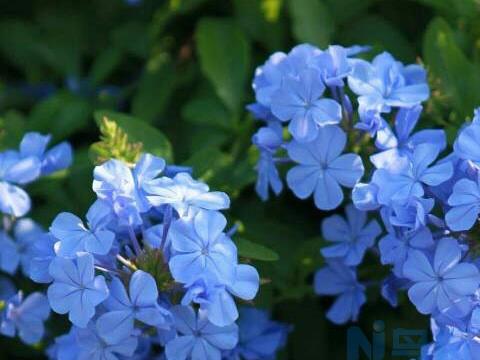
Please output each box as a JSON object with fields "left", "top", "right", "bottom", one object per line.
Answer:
{"left": 0, "top": 131, "right": 290, "bottom": 359}
{"left": 250, "top": 43, "right": 480, "bottom": 358}
{"left": 0, "top": 132, "right": 71, "bottom": 344}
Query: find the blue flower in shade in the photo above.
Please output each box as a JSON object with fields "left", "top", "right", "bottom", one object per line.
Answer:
{"left": 355, "top": 106, "right": 386, "bottom": 137}
{"left": 403, "top": 238, "right": 480, "bottom": 315}
{"left": 0, "top": 291, "right": 50, "bottom": 345}
{"left": 422, "top": 321, "right": 480, "bottom": 359}
{"left": 168, "top": 210, "right": 237, "bottom": 285}
{"left": 454, "top": 117, "right": 480, "bottom": 167}
{"left": 384, "top": 197, "right": 435, "bottom": 231}
{"left": 13, "top": 219, "right": 45, "bottom": 276}
{"left": 0, "top": 219, "right": 43, "bottom": 275}
{"left": 50, "top": 201, "right": 115, "bottom": 257}
{"left": 97, "top": 271, "right": 172, "bottom": 343}
{"left": 271, "top": 69, "right": 342, "bottom": 142}
{"left": 19, "top": 132, "right": 73, "bottom": 176}
{"left": 144, "top": 172, "right": 230, "bottom": 217}
{"left": 255, "top": 152, "right": 283, "bottom": 202}
{"left": 0, "top": 277, "right": 16, "bottom": 301}
{"left": 77, "top": 318, "right": 138, "bottom": 360}
{"left": 286, "top": 125, "right": 364, "bottom": 210}
{"left": 370, "top": 106, "right": 446, "bottom": 170}
{"left": 165, "top": 305, "right": 238, "bottom": 360}
{"left": 314, "top": 261, "right": 366, "bottom": 324}
{"left": 0, "top": 150, "right": 41, "bottom": 216}
{"left": 348, "top": 52, "right": 429, "bottom": 112}
{"left": 47, "top": 252, "right": 109, "bottom": 327}
{"left": 46, "top": 327, "right": 80, "bottom": 360}
{"left": 446, "top": 178, "right": 480, "bottom": 231}
{"left": 224, "top": 307, "right": 291, "bottom": 360}
{"left": 379, "top": 226, "right": 434, "bottom": 277}
{"left": 372, "top": 144, "right": 453, "bottom": 206}
{"left": 181, "top": 264, "right": 259, "bottom": 327}
{"left": 381, "top": 274, "right": 410, "bottom": 307}
{"left": 29, "top": 233, "right": 57, "bottom": 283}
{"left": 252, "top": 123, "right": 284, "bottom": 201}
{"left": 321, "top": 204, "right": 381, "bottom": 266}
{"left": 0, "top": 231, "right": 18, "bottom": 275}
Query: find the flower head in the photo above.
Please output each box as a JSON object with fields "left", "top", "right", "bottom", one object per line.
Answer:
{"left": 165, "top": 305, "right": 238, "bottom": 360}
{"left": 47, "top": 252, "right": 109, "bottom": 327}
{"left": 403, "top": 238, "right": 480, "bottom": 315}
{"left": 286, "top": 125, "right": 364, "bottom": 210}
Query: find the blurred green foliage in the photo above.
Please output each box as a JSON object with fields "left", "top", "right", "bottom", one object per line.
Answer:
{"left": 1, "top": 0, "right": 480, "bottom": 358}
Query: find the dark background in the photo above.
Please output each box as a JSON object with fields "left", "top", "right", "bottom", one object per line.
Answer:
{"left": 1, "top": 0, "right": 479, "bottom": 358}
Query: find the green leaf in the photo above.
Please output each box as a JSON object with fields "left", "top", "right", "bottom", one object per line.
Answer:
{"left": 288, "top": 0, "right": 333, "bottom": 48}
{"left": 236, "top": 237, "right": 280, "bottom": 261}
{"left": 0, "top": 20, "right": 43, "bottom": 79}
{"left": 29, "top": 92, "right": 91, "bottom": 140}
{"left": 93, "top": 110, "right": 173, "bottom": 162}
{"left": 131, "top": 55, "right": 176, "bottom": 123}
{"left": 182, "top": 95, "right": 232, "bottom": 129}
{"left": 196, "top": 18, "right": 251, "bottom": 114}
{"left": 0, "top": 111, "right": 26, "bottom": 150}
{"left": 338, "top": 15, "right": 415, "bottom": 62}
{"left": 89, "top": 47, "right": 123, "bottom": 86}
{"left": 234, "top": 0, "right": 287, "bottom": 51}
{"left": 423, "top": 17, "right": 480, "bottom": 118}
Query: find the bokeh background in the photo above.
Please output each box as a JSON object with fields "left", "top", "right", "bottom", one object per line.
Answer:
{"left": 1, "top": 0, "right": 480, "bottom": 358}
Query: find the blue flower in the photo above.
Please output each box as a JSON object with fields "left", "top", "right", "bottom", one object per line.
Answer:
{"left": 381, "top": 274, "right": 409, "bottom": 307}
{"left": 224, "top": 307, "right": 291, "bottom": 360}
{"left": 144, "top": 172, "right": 230, "bottom": 217}
{"left": 348, "top": 52, "right": 429, "bottom": 112}
{"left": 133, "top": 153, "right": 166, "bottom": 212}
{"left": 165, "top": 305, "right": 238, "bottom": 360}
{"left": 29, "top": 233, "right": 58, "bottom": 283}
{"left": 97, "top": 271, "right": 172, "bottom": 343}
{"left": 446, "top": 178, "right": 480, "bottom": 231}
{"left": 252, "top": 123, "right": 284, "bottom": 201}
{"left": 314, "top": 261, "right": 366, "bottom": 324}
{"left": 317, "top": 45, "right": 353, "bottom": 87}
{"left": 47, "top": 252, "right": 109, "bottom": 327}
{"left": 370, "top": 106, "right": 446, "bottom": 170}
{"left": 0, "top": 277, "right": 16, "bottom": 301}
{"left": 321, "top": 204, "right": 381, "bottom": 266}
{"left": 403, "top": 238, "right": 480, "bottom": 315}
{"left": 93, "top": 159, "right": 141, "bottom": 226}
{"left": 454, "top": 117, "right": 480, "bottom": 167}
{"left": 181, "top": 264, "right": 259, "bottom": 326}
{"left": 50, "top": 201, "right": 115, "bottom": 257}
{"left": 423, "top": 322, "right": 480, "bottom": 359}
{"left": 355, "top": 106, "right": 386, "bottom": 137}
{"left": 0, "top": 219, "right": 43, "bottom": 275}
{"left": 0, "top": 150, "right": 41, "bottom": 216}
{"left": 0, "top": 291, "right": 50, "bottom": 345}
{"left": 286, "top": 125, "right": 364, "bottom": 210}
{"left": 168, "top": 210, "right": 237, "bottom": 285}
{"left": 379, "top": 226, "right": 434, "bottom": 277}
{"left": 46, "top": 327, "right": 80, "bottom": 360}
{"left": 271, "top": 69, "right": 342, "bottom": 142}
{"left": 384, "top": 197, "right": 435, "bottom": 231}
{"left": 372, "top": 144, "right": 453, "bottom": 206}
{"left": 19, "top": 132, "right": 72, "bottom": 176}
{"left": 77, "top": 318, "right": 138, "bottom": 359}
